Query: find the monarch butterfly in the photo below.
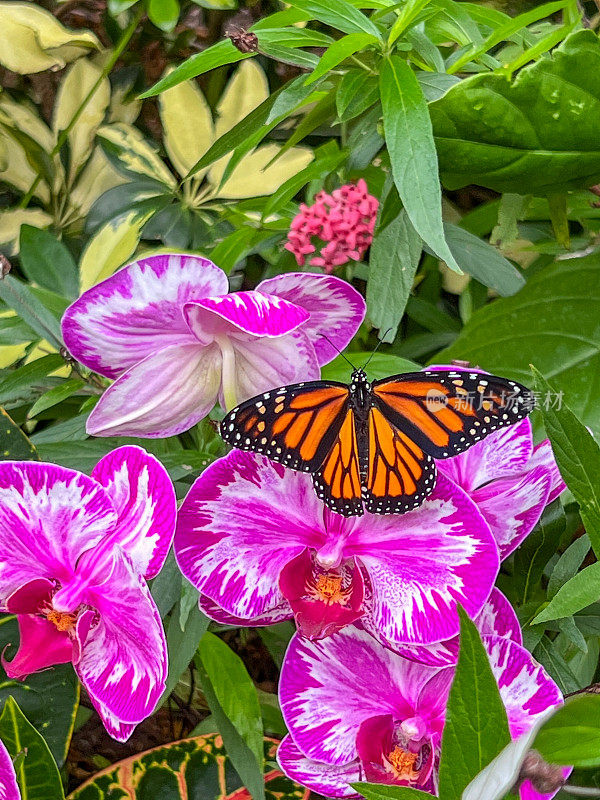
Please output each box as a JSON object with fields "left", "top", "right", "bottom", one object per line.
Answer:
{"left": 220, "top": 367, "right": 535, "bottom": 517}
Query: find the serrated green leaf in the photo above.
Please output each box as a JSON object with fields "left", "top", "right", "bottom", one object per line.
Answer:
{"left": 380, "top": 56, "right": 460, "bottom": 273}
{"left": 438, "top": 608, "right": 510, "bottom": 800}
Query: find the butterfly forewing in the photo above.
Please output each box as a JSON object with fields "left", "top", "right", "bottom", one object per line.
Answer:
{"left": 363, "top": 406, "right": 437, "bottom": 514}
{"left": 372, "top": 370, "right": 535, "bottom": 459}
{"left": 312, "top": 408, "right": 363, "bottom": 516}
{"left": 220, "top": 381, "right": 350, "bottom": 472}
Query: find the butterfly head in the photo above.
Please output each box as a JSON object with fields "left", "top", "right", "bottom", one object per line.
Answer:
{"left": 350, "top": 368, "right": 372, "bottom": 409}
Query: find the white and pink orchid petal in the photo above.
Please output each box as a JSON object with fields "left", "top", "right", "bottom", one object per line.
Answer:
{"left": 76, "top": 551, "right": 167, "bottom": 727}
{"left": 473, "top": 466, "right": 552, "bottom": 560}
{"left": 175, "top": 451, "right": 325, "bottom": 620}
{"left": 89, "top": 699, "right": 137, "bottom": 743}
{"left": 277, "top": 736, "right": 361, "bottom": 799}
{"left": 485, "top": 635, "right": 563, "bottom": 740}
{"left": 0, "top": 462, "right": 117, "bottom": 601}
{"left": 476, "top": 588, "right": 522, "bottom": 645}
{"left": 86, "top": 342, "right": 221, "bottom": 438}
{"left": 183, "top": 291, "right": 309, "bottom": 342}
{"left": 438, "top": 419, "right": 533, "bottom": 493}
{"left": 62, "top": 254, "right": 228, "bottom": 378}
{"left": 387, "top": 589, "right": 521, "bottom": 668}
{"left": 348, "top": 473, "right": 499, "bottom": 645}
{"left": 91, "top": 446, "right": 176, "bottom": 579}
{"left": 0, "top": 738, "right": 20, "bottom": 800}
{"left": 219, "top": 329, "right": 319, "bottom": 410}
{"left": 279, "top": 626, "right": 445, "bottom": 766}
{"left": 257, "top": 273, "right": 366, "bottom": 365}
{"left": 529, "top": 440, "right": 565, "bottom": 503}
{"left": 198, "top": 593, "right": 293, "bottom": 626}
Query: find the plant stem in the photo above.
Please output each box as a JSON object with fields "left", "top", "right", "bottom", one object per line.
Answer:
{"left": 562, "top": 787, "right": 600, "bottom": 797}
{"left": 19, "top": 5, "right": 144, "bottom": 210}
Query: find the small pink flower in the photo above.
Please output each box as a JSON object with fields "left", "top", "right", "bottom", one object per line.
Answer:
{"left": 285, "top": 180, "right": 379, "bottom": 273}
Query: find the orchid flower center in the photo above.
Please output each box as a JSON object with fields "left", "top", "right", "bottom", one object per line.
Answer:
{"left": 44, "top": 608, "right": 78, "bottom": 633}
{"left": 384, "top": 746, "right": 420, "bottom": 783}
{"left": 307, "top": 565, "right": 353, "bottom": 606}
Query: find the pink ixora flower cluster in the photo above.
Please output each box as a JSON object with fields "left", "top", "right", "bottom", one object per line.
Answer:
{"left": 285, "top": 179, "right": 378, "bottom": 272}
{"left": 62, "top": 253, "right": 365, "bottom": 438}
{"left": 0, "top": 446, "right": 176, "bottom": 743}
{"left": 174, "top": 380, "right": 566, "bottom": 799}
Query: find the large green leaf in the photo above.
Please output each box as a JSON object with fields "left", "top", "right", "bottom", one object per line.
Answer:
{"left": 531, "top": 367, "right": 600, "bottom": 557}
{"left": 0, "top": 696, "right": 64, "bottom": 800}
{"left": 437, "top": 608, "right": 510, "bottom": 800}
{"left": 533, "top": 695, "right": 600, "bottom": 767}
{"left": 0, "top": 615, "right": 79, "bottom": 766}
{"left": 67, "top": 734, "right": 310, "bottom": 800}
{"left": 435, "top": 253, "right": 600, "bottom": 436}
{"left": 430, "top": 30, "right": 600, "bottom": 194}
{"left": 380, "top": 56, "right": 460, "bottom": 272}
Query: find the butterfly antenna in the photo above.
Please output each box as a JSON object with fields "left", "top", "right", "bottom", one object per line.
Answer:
{"left": 317, "top": 334, "right": 356, "bottom": 369}
{"left": 363, "top": 329, "right": 392, "bottom": 370}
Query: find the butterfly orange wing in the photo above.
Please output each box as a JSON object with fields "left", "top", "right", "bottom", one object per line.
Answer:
{"left": 312, "top": 407, "right": 363, "bottom": 516}
{"left": 372, "top": 369, "right": 534, "bottom": 459}
{"left": 363, "top": 405, "right": 436, "bottom": 514}
{"left": 220, "top": 381, "right": 350, "bottom": 472}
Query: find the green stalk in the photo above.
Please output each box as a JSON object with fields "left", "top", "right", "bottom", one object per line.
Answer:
{"left": 19, "top": 6, "right": 144, "bottom": 210}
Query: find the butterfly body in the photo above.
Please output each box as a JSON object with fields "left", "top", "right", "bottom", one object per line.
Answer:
{"left": 221, "top": 368, "right": 534, "bottom": 517}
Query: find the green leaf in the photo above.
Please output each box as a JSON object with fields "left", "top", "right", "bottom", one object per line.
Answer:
{"left": 0, "top": 696, "right": 65, "bottom": 799}
{"left": 198, "top": 632, "right": 264, "bottom": 769}
{"left": 0, "top": 616, "right": 79, "bottom": 766}
{"left": 353, "top": 784, "right": 433, "bottom": 800}
{"left": 195, "top": 659, "right": 266, "bottom": 800}
{"left": 305, "top": 32, "right": 378, "bottom": 85}
{"left": 367, "top": 209, "right": 422, "bottom": 342}
{"left": 532, "top": 366, "right": 600, "bottom": 556}
{"left": 416, "top": 71, "right": 459, "bottom": 101}
{"left": 150, "top": 550, "right": 182, "bottom": 618}
{"left": 161, "top": 602, "right": 210, "bottom": 705}
{"left": 68, "top": 733, "right": 305, "bottom": 799}
{"left": 443, "top": 223, "right": 525, "bottom": 296}
{"left": 27, "top": 379, "right": 85, "bottom": 418}
{"left": 534, "top": 694, "right": 600, "bottom": 767}
{"left": 437, "top": 607, "right": 510, "bottom": 800}
{"left": 547, "top": 534, "right": 591, "bottom": 598}
{"left": 513, "top": 500, "right": 566, "bottom": 604}
{"left": 287, "top": 0, "right": 382, "bottom": 38}
{"left": 191, "top": 0, "right": 237, "bottom": 9}
{"left": 19, "top": 226, "right": 78, "bottom": 299}
{"left": 0, "top": 276, "right": 63, "bottom": 349}
{"left": 0, "top": 406, "right": 38, "bottom": 460}
{"left": 430, "top": 30, "right": 600, "bottom": 194}
{"left": 336, "top": 70, "right": 379, "bottom": 122}
{"left": 534, "top": 635, "right": 580, "bottom": 695}
{"left": 533, "top": 562, "right": 600, "bottom": 625}
{"left": 0, "top": 354, "right": 65, "bottom": 405}
{"left": 380, "top": 56, "right": 460, "bottom": 273}
{"left": 434, "top": 253, "right": 600, "bottom": 437}
{"left": 140, "top": 40, "right": 253, "bottom": 98}
{"left": 321, "top": 352, "right": 420, "bottom": 383}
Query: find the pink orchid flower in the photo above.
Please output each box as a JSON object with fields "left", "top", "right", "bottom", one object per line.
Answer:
{"left": 61, "top": 254, "right": 365, "bottom": 438}
{"left": 174, "top": 449, "right": 499, "bottom": 646}
{"left": 428, "top": 366, "right": 564, "bottom": 559}
{"left": 0, "top": 446, "right": 176, "bottom": 742}
{"left": 277, "top": 619, "right": 563, "bottom": 799}
{"left": 0, "top": 738, "right": 19, "bottom": 800}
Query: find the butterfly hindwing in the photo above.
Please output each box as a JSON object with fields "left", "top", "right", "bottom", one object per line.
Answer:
{"left": 312, "top": 407, "right": 363, "bottom": 516}
{"left": 220, "top": 381, "right": 350, "bottom": 472}
{"left": 363, "top": 405, "right": 436, "bottom": 514}
{"left": 373, "top": 370, "right": 534, "bottom": 459}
